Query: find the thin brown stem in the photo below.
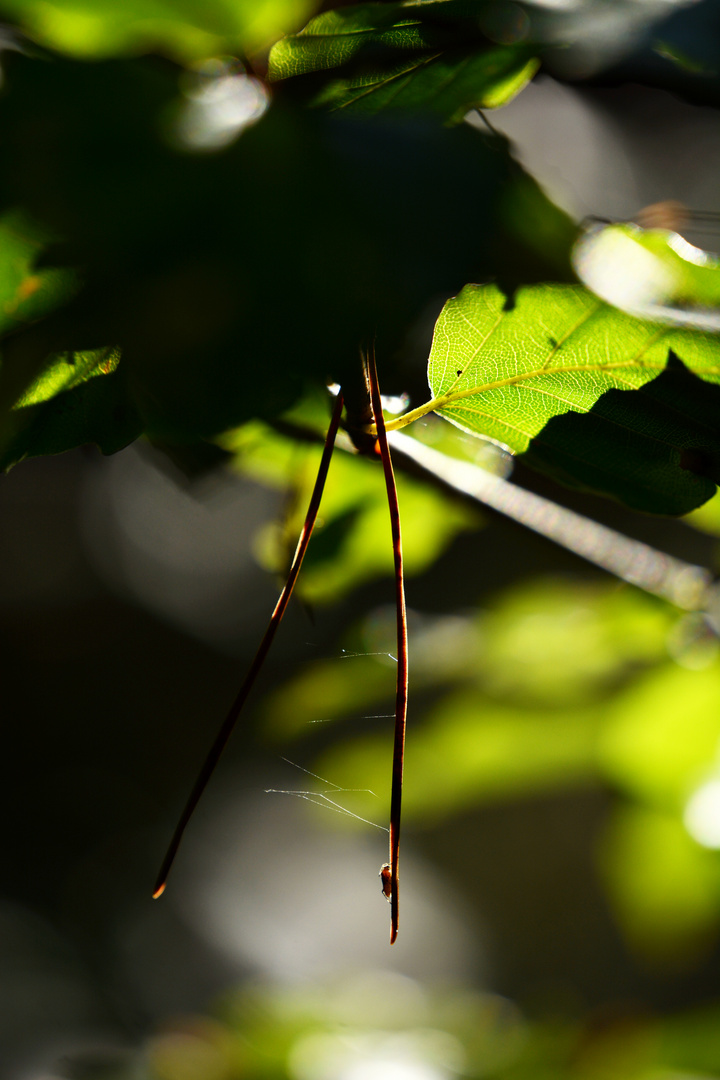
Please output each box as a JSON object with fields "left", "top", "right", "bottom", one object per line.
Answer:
{"left": 366, "top": 348, "right": 408, "bottom": 945}
{"left": 153, "top": 390, "right": 345, "bottom": 899}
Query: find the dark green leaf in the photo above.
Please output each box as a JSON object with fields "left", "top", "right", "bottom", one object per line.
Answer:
{"left": 269, "top": 0, "right": 539, "bottom": 122}
{"left": 0, "top": 350, "right": 142, "bottom": 471}
{"left": 0, "top": 49, "right": 573, "bottom": 454}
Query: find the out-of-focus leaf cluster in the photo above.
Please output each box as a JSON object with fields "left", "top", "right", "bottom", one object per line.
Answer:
{"left": 74, "top": 971, "right": 720, "bottom": 1079}
{"left": 262, "top": 574, "right": 720, "bottom": 967}
{"left": 0, "top": 0, "right": 321, "bottom": 59}
{"left": 222, "top": 399, "right": 481, "bottom": 601}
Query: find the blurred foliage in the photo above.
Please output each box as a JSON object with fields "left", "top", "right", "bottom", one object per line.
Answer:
{"left": 596, "top": 0, "right": 720, "bottom": 108}
{"left": 140, "top": 975, "right": 530, "bottom": 1080}
{"left": 62, "top": 973, "right": 720, "bottom": 1079}
{"left": 573, "top": 220, "right": 720, "bottom": 329}
{"left": 598, "top": 803, "right": 720, "bottom": 969}
{"left": 0, "top": 211, "right": 73, "bottom": 336}
{"left": 2, "top": 2, "right": 720, "bottom": 1077}
{"left": 0, "top": 0, "right": 321, "bottom": 59}
{"left": 259, "top": 576, "right": 720, "bottom": 970}
{"left": 223, "top": 404, "right": 480, "bottom": 602}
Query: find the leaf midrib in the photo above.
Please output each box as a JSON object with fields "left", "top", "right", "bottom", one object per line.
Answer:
{"left": 332, "top": 50, "right": 444, "bottom": 108}
{"left": 390, "top": 294, "right": 720, "bottom": 433}
{"left": 387, "top": 357, "right": 672, "bottom": 431}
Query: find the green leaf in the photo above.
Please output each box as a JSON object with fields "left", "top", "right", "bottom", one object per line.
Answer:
{"left": 16, "top": 344, "right": 120, "bottom": 407}
{"left": 421, "top": 283, "right": 720, "bottom": 514}
{"left": 0, "top": 0, "right": 320, "bottom": 59}
{"left": 684, "top": 489, "right": 720, "bottom": 535}
{"left": 0, "top": 210, "right": 97, "bottom": 462}
{"left": 0, "top": 211, "right": 139, "bottom": 468}
{"left": 0, "top": 350, "right": 142, "bottom": 471}
{"left": 269, "top": 1, "right": 539, "bottom": 122}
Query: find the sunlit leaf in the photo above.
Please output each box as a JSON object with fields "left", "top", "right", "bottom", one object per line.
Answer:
{"left": 423, "top": 283, "right": 720, "bottom": 513}
{"left": 0, "top": 212, "right": 128, "bottom": 468}
{"left": 683, "top": 488, "right": 720, "bottom": 535}
{"left": 15, "top": 345, "right": 120, "bottom": 407}
{"left": 269, "top": 0, "right": 539, "bottom": 122}
{"left": 0, "top": 356, "right": 142, "bottom": 471}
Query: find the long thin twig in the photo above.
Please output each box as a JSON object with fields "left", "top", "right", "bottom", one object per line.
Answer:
{"left": 366, "top": 349, "right": 408, "bottom": 944}
{"left": 153, "top": 390, "right": 345, "bottom": 899}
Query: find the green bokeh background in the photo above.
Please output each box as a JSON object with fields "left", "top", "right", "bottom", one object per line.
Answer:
{"left": 2, "top": 0, "right": 720, "bottom": 1078}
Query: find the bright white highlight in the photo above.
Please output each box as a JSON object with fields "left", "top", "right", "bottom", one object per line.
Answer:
{"left": 574, "top": 224, "right": 678, "bottom": 313}
{"left": 342, "top": 1058, "right": 445, "bottom": 1080}
{"left": 668, "top": 232, "right": 719, "bottom": 269}
{"left": 573, "top": 222, "right": 720, "bottom": 332}
{"left": 684, "top": 779, "right": 720, "bottom": 848}
{"left": 289, "top": 1028, "right": 465, "bottom": 1080}
{"left": 176, "top": 66, "right": 270, "bottom": 151}
{"left": 382, "top": 392, "right": 411, "bottom": 415}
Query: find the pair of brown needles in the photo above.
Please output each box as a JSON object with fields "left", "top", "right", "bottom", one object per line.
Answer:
{"left": 152, "top": 349, "right": 407, "bottom": 944}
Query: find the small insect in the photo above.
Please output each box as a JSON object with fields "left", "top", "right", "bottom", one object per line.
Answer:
{"left": 632, "top": 199, "right": 689, "bottom": 233}
{"left": 380, "top": 862, "right": 392, "bottom": 901}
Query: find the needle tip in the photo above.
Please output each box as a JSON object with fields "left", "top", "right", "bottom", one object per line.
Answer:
{"left": 152, "top": 882, "right": 166, "bottom": 899}
{"left": 390, "top": 926, "right": 398, "bottom": 944}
